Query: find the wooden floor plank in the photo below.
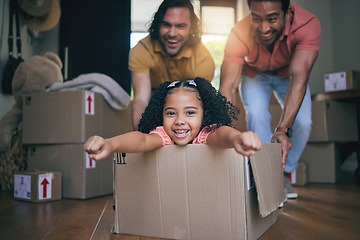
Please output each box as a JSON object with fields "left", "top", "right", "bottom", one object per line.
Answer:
{"left": 91, "top": 196, "right": 115, "bottom": 239}
{"left": 269, "top": 212, "right": 341, "bottom": 240}
{"left": 291, "top": 193, "right": 360, "bottom": 224}
{"left": 0, "top": 195, "right": 72, "bottom": 240}
{"left": 43, "top": 195, "right": 114, "bottom": 240}
{"left": 92, "top": 198, "right": 168, "bottom": 240}
{"left": 258, "top": 226, "right": 289, "bottom": 240}
{"left": 91, "top": 196, "right": 141, "bottom": 240}
{"left": 1, "top": 171, "right": 359, "bottom": 240}
{"left": 282, "top": 202, "right": 360, "bottom": 240}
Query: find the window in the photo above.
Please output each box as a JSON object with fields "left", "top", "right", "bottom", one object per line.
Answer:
{"left": 201, "top": 5, "right": 235, "bottom": 89}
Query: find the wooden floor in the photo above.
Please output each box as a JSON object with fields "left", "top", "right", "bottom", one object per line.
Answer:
{"left": 0, "top": 171, "right": 359, "bottom": 240}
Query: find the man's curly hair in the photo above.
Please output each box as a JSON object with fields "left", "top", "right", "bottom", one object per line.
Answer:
{"left": 138, "top": 77, "right": 238, "bottom": 134}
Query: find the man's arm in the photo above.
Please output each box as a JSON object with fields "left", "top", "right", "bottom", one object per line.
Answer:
{"left": 272, "top": 49, "right": 318, "bottom": 166}
{"left": 219, "top": 61, "right": 243, "bottom": 104}
{"left": 131, "top": 72, "right": 152, "bottom": 130}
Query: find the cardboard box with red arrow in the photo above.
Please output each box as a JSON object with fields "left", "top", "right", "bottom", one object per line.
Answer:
{"left": 13, "top": 170, "right": 61, "bottom": 203}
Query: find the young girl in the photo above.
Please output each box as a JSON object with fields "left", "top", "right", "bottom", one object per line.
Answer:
{"left": 84, "top": 78, "right": 261, "bottom": 161}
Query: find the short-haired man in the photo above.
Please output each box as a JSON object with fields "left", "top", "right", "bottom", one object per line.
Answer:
{"left": 220, "top": 0, "right": 321, "bottom": 199}
{"left": 129, "top": 0, "right": 215, "bottom": 129}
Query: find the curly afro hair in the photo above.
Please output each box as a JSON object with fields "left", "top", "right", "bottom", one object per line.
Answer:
{"left": 247, "top": 0, "right": 290, "bottom": 14}
{"left": 138, "top": 77, "right": 238, "bottom": 134}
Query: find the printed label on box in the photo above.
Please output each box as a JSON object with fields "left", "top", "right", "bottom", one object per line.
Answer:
{"left": 246, "top": 157, "right": 254, "bottom": 190}
{"left": 86, "top": 152, "right": 96, "bottom": 169}
{"left": 38, "top": 173, "right": 53, "bottom": 200}
{"left": 325, "top": 72, "right": 346, "bottom": 92}
{"left": 85, "top": 91, "right": 95, "bottom": 115}
{"left": 14, "top": 175, "right": 31, "bottom": 199}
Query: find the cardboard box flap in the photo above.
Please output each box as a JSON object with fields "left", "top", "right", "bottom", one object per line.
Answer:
{"left": 250, "top": 143, "right": 284, "bottom": 217}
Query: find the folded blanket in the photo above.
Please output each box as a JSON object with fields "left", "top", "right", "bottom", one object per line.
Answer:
{"left": 49, "top": 73, "right": 130, "bottom": 110}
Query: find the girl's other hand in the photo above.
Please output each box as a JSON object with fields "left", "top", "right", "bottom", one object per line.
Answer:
{"left": 83, "top": 135, "right": 111, "bottom": 161}
{"left": 232, "top": 131, "right": 262, "bottom": 156}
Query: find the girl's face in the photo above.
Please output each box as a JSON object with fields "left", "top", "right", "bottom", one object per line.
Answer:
{"left": 163, "top": 87, "right": 203, "bottom": 145}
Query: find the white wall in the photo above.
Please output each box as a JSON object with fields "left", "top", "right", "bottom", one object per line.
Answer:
{"left": 0, "top": 0, "right": 59, "bottom": 118}
{"left": 330, "top": 0, "right": 360, "bottom": 72}
{"left": 293, "top": 0, "right": 334, "bottom": 94}
{"left": 294, "top": 0, "right": 360, "bottom": 94}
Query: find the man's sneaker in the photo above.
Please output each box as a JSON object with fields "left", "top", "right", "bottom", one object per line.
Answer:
{"left": 284, "top": 174, "right": 298, "bottom": 199}
{"left": 279, "top": 188, "right": 288, "bottom": 208}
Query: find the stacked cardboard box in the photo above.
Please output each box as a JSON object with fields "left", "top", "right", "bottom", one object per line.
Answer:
{"left": 23, "top": 90, "right": 132, "bottom": 199}
{"left": 112, "top": 144, "right": 284, "bottom": 240}
{"left": 324, "top": 70, "right": 360, "bottom": 92}
{"left": 14, "top": 170, "right": 62, "bottom": 203}
{"left": 289, "top": 162, "right": 307, "bottom": 186}
{"left": 301, "top": 100, "right": 358, "bottom": 183}
{"left": 301, "top": 142, "right": 341, "bottom": 183}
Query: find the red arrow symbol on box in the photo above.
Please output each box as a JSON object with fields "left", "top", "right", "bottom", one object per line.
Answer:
{"left": 41, "top": 178, "right": 50, "bottom": 198}
{"left": 87, "top": 95, "right": 93, "bottom": 113}
{"left": 89, "top": 156, "right": 93, "bottom": 167}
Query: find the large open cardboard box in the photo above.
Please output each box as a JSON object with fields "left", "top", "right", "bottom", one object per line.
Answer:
{"left": 112, "top": 143, "right": 284, "bottom": 240}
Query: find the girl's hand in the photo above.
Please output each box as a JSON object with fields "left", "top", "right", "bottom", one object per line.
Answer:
{"left": 83, "top": 135, "right": 112, "bottom": 161}
{"left": 231, "top": 131, "right": 262, "bottom": 156}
